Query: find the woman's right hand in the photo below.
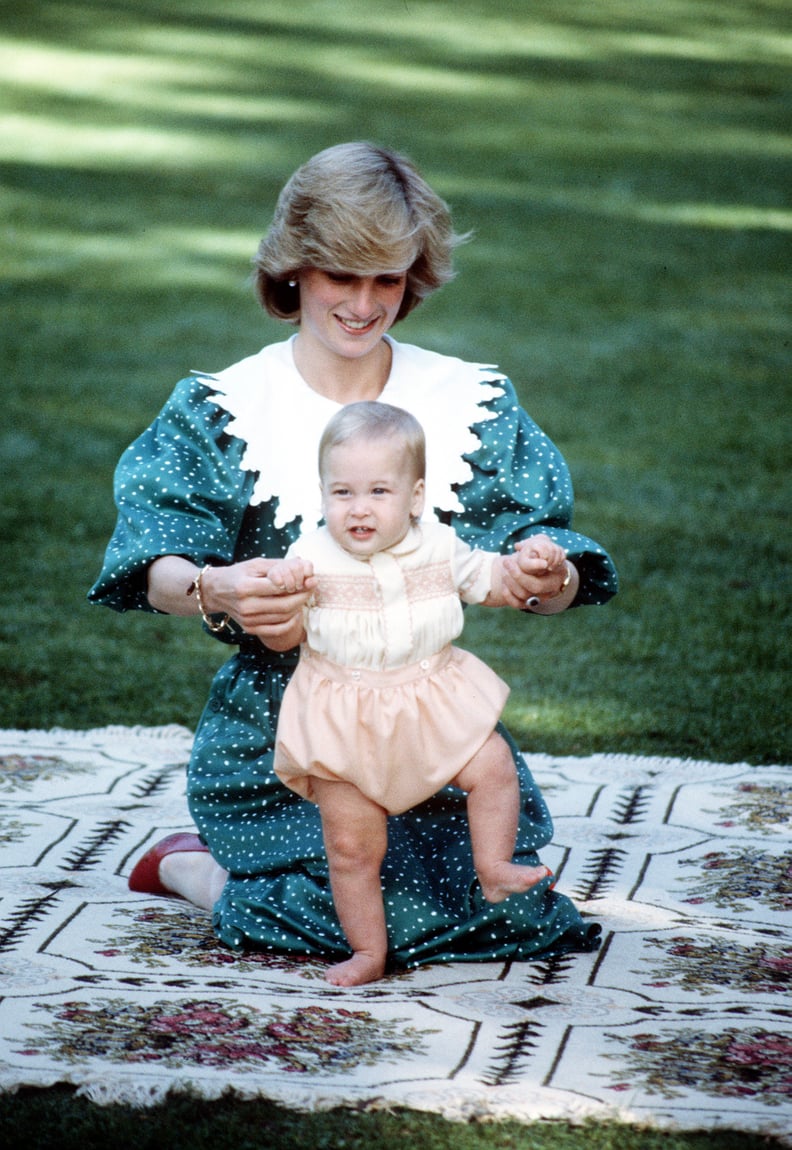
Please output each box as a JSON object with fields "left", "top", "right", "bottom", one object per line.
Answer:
{"left": 204, "top": 559, "right": 317, "bottom": 649}
{"left": 147, "top": 556, "right": 317, "bottom": 651}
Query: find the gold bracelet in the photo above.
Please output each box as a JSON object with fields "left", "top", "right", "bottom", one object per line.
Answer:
{"left": 548, "top": 561, "right": 572, "bottom": 599}
{"left": 186, "top": 565, "right": 231, "bottom": 633}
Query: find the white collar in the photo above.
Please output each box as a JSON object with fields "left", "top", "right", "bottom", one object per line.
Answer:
{"left": 204, "top": 337, "right": 505, "bottom": 530}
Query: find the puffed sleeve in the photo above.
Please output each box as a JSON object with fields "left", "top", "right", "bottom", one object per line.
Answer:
{"left": 88, "top": 376, "right": 255, "bottom": 613}
{"left": 446, "top": 528, "right": 497, "bottom": 606}
{"left": 450, "top": 378, "right": 618, "bottom": 606}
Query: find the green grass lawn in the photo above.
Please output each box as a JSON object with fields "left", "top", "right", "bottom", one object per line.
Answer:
{"left": 1, "top": 1, "right": 789, "bottom": 1145}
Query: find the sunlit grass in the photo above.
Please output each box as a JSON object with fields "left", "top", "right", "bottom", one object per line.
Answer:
{"left": 0, "top": 113, "right": 301, "bottom": 167}
{"left": 2, "top": 221, "right": 262, "bottom": 287}
{"left": 147, "top": 0, "right": 792, "bottom": 65}
{"left": 1, "top": 0, "right": 789, "bottom": 759}
{"left": 0, "top": 40, "right": 323, "bottom": 121}
{"left": 504, "top": 696, "right": 658, "bottom": 748}
{"left": 442, "top": 175, "right": 792, "bottom": 230}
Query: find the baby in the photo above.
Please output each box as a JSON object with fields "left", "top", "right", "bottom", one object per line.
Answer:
{"left": 267, "top": 401, "right": 572, "bottom": 986}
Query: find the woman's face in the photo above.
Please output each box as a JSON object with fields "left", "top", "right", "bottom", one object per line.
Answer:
{"left": 296, "top": 269, "right": 407, "bottom": 363}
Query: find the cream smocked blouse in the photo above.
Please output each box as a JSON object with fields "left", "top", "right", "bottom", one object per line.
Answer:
{"left": 286, "top": 521, "right": 497, "bottom": 671}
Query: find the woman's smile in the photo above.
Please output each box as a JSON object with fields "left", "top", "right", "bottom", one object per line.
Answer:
{"left": 296, "top": 269, "right": 407, "bottom": 361}
{"left": 334, "top": 313, "right": 380, "bottom": 337}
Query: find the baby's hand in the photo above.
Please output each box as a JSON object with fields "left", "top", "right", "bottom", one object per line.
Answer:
{"left": 514, "top": 534, "right": 566, "bottom": 574}
{"left": 265, "top": 557, "right": 314, "bottom": 594}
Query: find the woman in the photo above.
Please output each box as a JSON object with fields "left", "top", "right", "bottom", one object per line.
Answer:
{"left": 90, "top": 141, "right": 617, "bottom": 972}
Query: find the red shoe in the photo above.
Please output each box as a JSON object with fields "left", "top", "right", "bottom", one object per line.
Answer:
{"left": 128, "top": 832, "right": 210, "bottom": 895}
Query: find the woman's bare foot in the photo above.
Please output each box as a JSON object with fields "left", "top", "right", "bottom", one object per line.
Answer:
{"left": 478, "top": 863, "right": 553, "bottom": 904}
{"left": 159, "top": 851, "right": 229, "bottom": 911}
{"left": 325, "top": 951, "right": 386, "bottom": 987}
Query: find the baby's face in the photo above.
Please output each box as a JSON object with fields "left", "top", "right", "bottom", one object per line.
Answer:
{"left": 321, "top": 438, "right": 425, "bottom": 558}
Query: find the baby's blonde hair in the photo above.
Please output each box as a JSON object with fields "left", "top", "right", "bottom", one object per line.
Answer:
{"left": 319, "top": 402, "right": 426, "bottom": 483}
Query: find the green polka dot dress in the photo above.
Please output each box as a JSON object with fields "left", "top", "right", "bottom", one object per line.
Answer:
{"left": 90, "top": 338, "right": 617, "bottom": 968}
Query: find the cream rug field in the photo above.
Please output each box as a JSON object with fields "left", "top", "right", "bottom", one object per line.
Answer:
{"left": 0, "top": 726, "right": 789, "bottom": 1144}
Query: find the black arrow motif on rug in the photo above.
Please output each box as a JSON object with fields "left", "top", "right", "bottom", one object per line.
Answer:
{"left": 60, "top": 820, "right": 132, "bottom": 871}
{"left": 0, "top": 885, "right": 72, "bottom": 953}
{"left": 481, "top": 1018, "right": 544, "bottom": 1086}
{"left": 611, "top": 786, "right": 652, "bottom": 825}
{"left": 128, "top": 765, "right": 186, "bottom": 799}
{"left": 524, "top": 953, "right": 576, "bottom": 986}
{"left": 574, "top": 846, "right": 630, "bottom": 901}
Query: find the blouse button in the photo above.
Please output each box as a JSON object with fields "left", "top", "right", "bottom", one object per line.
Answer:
{"left": 351, "top": 670, "right": 361, "bottom": 681}
{"left": 420, "top": 660, "right": 430, "bottom": 670}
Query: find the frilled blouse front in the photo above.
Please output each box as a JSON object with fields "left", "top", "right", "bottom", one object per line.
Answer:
{"left": 291, "top": 522, "right": 495, "bottom": 670}
{"left": 89, "top": 336, "right": 617, "bottom": 968}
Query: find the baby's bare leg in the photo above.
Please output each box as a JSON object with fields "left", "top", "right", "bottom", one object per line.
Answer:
{"left": 453, "top": 732, "right": 553, "bottom": 903}
{"left": 312, "top": 777, "right": 389, "bottom": 986}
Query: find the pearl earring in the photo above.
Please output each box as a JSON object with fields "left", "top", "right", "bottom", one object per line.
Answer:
{"left": 288, "top": 279, "right": 297, "bottom": 288}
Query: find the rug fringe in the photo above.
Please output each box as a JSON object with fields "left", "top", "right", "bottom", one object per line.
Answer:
{"left": 1, "top": 726, "right": 785, "bottom": 771}
{"left": 0, "top": 724, "right": 194, "bottom": 743}
{"left": 522, "top": 751, "right": 774, "bottom": 770}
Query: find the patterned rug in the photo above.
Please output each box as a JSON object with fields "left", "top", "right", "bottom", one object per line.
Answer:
{"left": 0, "top": 726, "right": 789, "bottom": 1144}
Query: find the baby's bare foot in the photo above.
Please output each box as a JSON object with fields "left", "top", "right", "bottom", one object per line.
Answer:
{"left": 325, "top": 951, "right": 386, "bottom": 987}
{"left": 478, "top": 863, "right": 553, "bottom": 904}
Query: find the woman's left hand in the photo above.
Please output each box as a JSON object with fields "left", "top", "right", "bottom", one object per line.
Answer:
{"left": 500, "top": 538, "right": 579, "bottom": 613}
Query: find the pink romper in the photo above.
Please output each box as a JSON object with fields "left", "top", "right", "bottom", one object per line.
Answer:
{"left": 273, "top": 521, "right": 510, "bottom": 814}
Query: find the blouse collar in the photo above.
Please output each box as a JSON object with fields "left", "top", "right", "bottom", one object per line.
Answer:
{"left": 204, "top": 336, "right": 505, "bottom": 530}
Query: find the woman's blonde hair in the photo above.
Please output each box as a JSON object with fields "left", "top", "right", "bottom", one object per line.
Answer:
{"left": 254, "top": 142, "right": 468, "bottom": 323}
{"left": 318, "top": 402, "right": 426, "bottom": 483}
